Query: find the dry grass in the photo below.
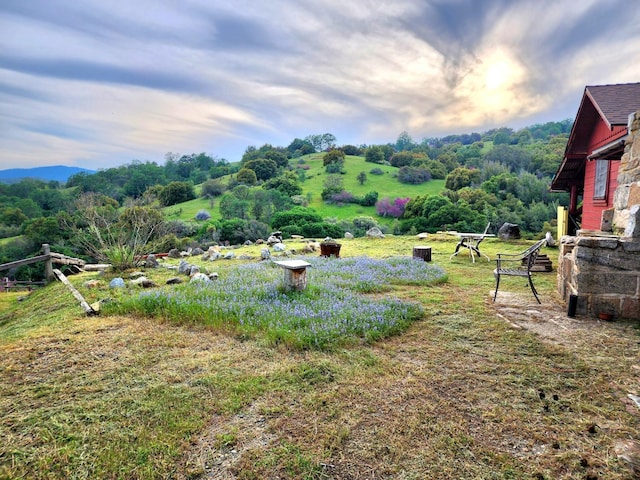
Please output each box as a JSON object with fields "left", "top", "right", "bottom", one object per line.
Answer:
{"left": 1, "top": 235, "right": 639, "bottom": 479}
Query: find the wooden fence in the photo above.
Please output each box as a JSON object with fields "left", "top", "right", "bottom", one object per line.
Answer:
{"left": 0, "top": 244, "right": 86, "bottom": 285}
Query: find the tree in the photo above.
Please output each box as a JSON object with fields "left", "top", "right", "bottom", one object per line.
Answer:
{"left": 321, "top": 175, "right": 344, "bottom": 200}
{"left": 201, "top": 179, "right": 226, "bottom": 198}
{"left": 305, "top": 133, "right": 337, "bottom": 152}
{"left": 323, "top": 149, "right": 346, "bottom": 166}
{"left": 365, "top": 146, "right": 385, "bottom": 164}
{"left": 445, "top": 167, "right": 481, "bottom": 191}
{"left": 243, "top": 158, "right": 279, "bottom": 181}
{"left": 357, "top": 171, "right": 367, "bottom": 185}
{"left": 263, "top": 172, "right": 303, "bottom": 197}
{"left": 236, "top": 168, "right": 258, "bottom": 185}
{"left": 395, "top": 131, "right": 414, "bottom": 151}
{"left": 159, "top": 181, "right": 195, "bottom": 206}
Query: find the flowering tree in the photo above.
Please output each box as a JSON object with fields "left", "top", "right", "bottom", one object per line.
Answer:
{"left": 375, "top": 197, "right": 410, "bottom": 218}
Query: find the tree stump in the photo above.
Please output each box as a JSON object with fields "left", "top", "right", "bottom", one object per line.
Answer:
{"left": 413, "top": 246, "right": 432, "bottom": 262}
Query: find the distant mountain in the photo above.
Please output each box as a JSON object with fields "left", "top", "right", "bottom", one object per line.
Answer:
{"left": 0, "top": 165, "right": 95, "bottom": 183}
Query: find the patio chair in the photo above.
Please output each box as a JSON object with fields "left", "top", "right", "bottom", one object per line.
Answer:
{"left": 493, "top": 238, "right": 547, "bottom": 304}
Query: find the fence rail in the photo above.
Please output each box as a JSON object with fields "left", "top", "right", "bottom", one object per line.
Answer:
{"left": 0, "top": 244, "right": 86, "bottom": 285}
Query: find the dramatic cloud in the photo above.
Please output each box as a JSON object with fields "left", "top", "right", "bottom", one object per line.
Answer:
{"left": 1, "top": 0, "right": 638, "bottom": 169}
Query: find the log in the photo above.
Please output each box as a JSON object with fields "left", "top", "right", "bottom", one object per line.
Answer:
{"left": 53, "top": 269, "right": 97, "bottom": 316}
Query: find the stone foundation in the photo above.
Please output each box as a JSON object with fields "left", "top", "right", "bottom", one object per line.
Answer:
{"left": 558, "top": 234, "right": 640, "bottom": 319}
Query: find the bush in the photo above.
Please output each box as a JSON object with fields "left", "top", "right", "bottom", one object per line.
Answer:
{"left": 195, "top": 209, "right": 211, "bottom": 221}
{"left": 369, "top": 168, "right": 384, "bottom": 175}
{"left": 159, "top": 181, "right": 196, "bottom": 207}
{"left": 398, "top": 166, "right": 431, "bottom": 184}
{"left": 325, "top": 162, "right": 344, "bottom": 174}
{"left": 201, "top": 179, "right": 226, "bottom": 197}
{"left": 280, "top": 222, "right": 344, "bottom": 239}
{"left": 376, "top": 197, "right": 410, "bottom": 218}
{"left": 358, "top": 191, "right": 378, "bottom": 206}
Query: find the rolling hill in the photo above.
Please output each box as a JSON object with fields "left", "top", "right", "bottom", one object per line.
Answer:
{"left": 0, "top": 165, "right": 95, "bottom": 183}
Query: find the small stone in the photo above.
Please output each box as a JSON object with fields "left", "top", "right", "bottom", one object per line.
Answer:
{"left": 166, "top": 277, "right": 183, "bottom": 285}
{"left": 344, "top": 232, "right": 354, "bottom": 239}
{"left": 273, "top": 243, "right": 286, "bottom": 252}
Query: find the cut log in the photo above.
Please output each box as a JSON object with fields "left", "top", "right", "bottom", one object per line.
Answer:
{"left": 413, "top": 246, "right": 432, "bottom": 262}
{"left": 53, "top": 269, "right": 98, "bottom": 316}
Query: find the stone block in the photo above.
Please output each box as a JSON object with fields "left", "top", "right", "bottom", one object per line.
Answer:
{"left": 624, "top": 204, "right": 640, "bottom": 237}
{"left": 614, "top": 184, "right": 630, "bottom": 210}
{"left": 621, "top": 239, "right": 640, "bottom": 253}
{"left": 573, "top": 270, "right": 639, "bottom": 295}
{"left": 575, "top": 245, "right": 640, "bottom": 271}
{"left": 613, "top": 209, "right": 630, "bottom": 234}
{"left": 590, "top": 295, "right": 621, "bottom": 319}
{"left": 601, "top": 208, "right": 614, "bottom": 232}
{"left": 575, "top": 237, "right": 619, "bottom": 249}
{"left": 621, "top": 297, "right": 640, "bottom": 320}
{"left": 628, "top": 182, "right": 640, "bottom": 206}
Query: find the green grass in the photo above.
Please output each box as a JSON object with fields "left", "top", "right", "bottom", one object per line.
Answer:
{"left": 1, "top": 236, "right": 638, "bottom": 479}
{"left": 163, "top": 153, "right": 445, "bottom": 225}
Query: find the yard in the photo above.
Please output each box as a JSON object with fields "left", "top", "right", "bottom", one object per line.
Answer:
{"left": 0, "top": 235, "right": 638, "bottom": 479}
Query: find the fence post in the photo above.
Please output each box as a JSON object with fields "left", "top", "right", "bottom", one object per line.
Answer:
{"left": 43, "top": 244, "right": 54, "bottom": 283}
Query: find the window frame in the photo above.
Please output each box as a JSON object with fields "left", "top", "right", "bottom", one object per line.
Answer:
{"left": 593, "top": 159, "right": 609, "bottom": 200}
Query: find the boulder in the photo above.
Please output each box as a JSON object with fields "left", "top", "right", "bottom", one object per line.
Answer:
{"left": 145, "top": 254, "right": 159, "bottom": 268}
{"left": 498, "top": 223, "right": 521, "bottom": 240}
{"left": 130, "top": 277, "right": 157, "bottom": 288}
{"left": 417, "top": 232, "right": 429, "bottom": 239}
{"left": 167, "top": 248, "right": 181, "bottom": 259}
{"left": 109, "top": 277, "right": 126, "bottom": 289}
{"left": 344, "top": 232, "right": 354, "bottom": 239}
{"left": 178, "top": 259, "right": 191, "bottom": 275}
{"left": 190, "top": 272, "right": 212, "bottom": 284}
{"left": 261, "top": 248, "right": 271, "bottom": 260}
{"left": 223, "top": 251, "right": 236, "bottom": 260}
{"left": 189, "top": 265, "right": 200, "bottom": 276}
{"left": 273, "top": 243, "right": 287, "bottom": 252}
{"left": 366, "top": 227, "right": 385, "bottom": 238}
{"left": 192, "top": 247, "right": 204, "bottom": 255}
{"left": 166, "top": 277, "right": 183, "bottom": 285}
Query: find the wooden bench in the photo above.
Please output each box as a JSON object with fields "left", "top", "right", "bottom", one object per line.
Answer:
{"left": 493, "top": 238, "right": 547, "bottom": 304}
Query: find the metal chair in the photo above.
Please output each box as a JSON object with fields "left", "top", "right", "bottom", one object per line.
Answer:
{"left": 450, "top": 222, "right": 491, "bottom": 262}
{"left": 493, "top": 238, "right": 547, "bottom": 304}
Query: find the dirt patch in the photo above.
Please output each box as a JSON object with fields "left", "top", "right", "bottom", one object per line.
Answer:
{"left": 490, "top": 290, "right": 639, "bottom": 351}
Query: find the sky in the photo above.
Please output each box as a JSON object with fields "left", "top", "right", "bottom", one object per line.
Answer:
{"left": 1, "top": 0, "right": 639, "bottom": 170}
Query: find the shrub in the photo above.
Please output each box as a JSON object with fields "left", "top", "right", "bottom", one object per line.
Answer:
{"left": 398, "top": 166, "right": 431, "bottom": 184}
{"left": 329, "top": 190, "right": 356, "bottom": 205}
{"left": 195, "top": 209, "right": 211, "bottom": 221}
{"left": 369, "top": 168, "right": 384, "bottom": 175}
{"left": 159, "top": 181, "right": 196, "bottom": 207}
{"left": 358, "top": 191, "right": 378, "bottom": 206}
{"left": 376, "top": 197, "right": 411, "bottom": 218}
{"left": 325, "top": 162, "right": 344, "bottom": 174}
{"left": 201, "top": 179, "right": 226, "bottom": 197}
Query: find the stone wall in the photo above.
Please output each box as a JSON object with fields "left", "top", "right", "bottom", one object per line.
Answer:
{"left": 557, "top": 110, "right": 640, "bottom": 320}
{"left": 613, "top": 111, "right": 640, "bottom": 236}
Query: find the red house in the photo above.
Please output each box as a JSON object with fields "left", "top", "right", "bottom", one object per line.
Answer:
{"left": 551, "top": 82, "right": 640, "bottom": 232}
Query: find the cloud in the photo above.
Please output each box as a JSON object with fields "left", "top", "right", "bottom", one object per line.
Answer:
{"left": 1, "top": 0, "right": 639, "bottom": 169}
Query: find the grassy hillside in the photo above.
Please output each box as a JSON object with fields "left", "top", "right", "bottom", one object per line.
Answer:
{"left": 165, "top": 153, "right": 445, "bottom": 226}
{"left": 1, "top": 236, "right": 638, "bottom": 479}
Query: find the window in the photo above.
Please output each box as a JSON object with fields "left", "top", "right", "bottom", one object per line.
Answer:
{"left": 593, "top": 159, "right": 609, "bottom": 199}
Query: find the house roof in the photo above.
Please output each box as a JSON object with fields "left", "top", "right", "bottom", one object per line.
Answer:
{"left": 550, "top": 82, "right": 640, "bottom": 192}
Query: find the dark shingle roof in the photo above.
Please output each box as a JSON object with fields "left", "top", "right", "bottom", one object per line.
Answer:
{"left": 586, "top": 82, "right": 640, "bottom": 127}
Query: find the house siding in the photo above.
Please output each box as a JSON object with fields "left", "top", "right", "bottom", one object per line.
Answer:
{"left": 579, "top": 119, "right": 626, "bottom": 230}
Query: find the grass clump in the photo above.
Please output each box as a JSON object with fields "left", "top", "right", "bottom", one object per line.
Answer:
{"left": 107, "top": 257, "right": 444, "bottom": 350}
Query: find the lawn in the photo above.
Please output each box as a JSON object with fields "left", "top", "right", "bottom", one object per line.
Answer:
{"left": 1, "top": 235, "right": 638, "bottom": 479}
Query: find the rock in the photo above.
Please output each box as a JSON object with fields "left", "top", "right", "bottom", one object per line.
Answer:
{"left": 192, "top": 247, "right": 204, "bottom": 255}
{"left": 83, "top": 280, "right": 101, "bottom": 289}
{"left": 190, "top": 272, "right": 212, "bottom": 283}
{"left": 366, "top": 227, "right": 385, "bottom": 238}
{"left": 168, "top": 248, "right": 181, "bottom": 259}
{"left": 255, "top": 238, "right": 265, "bottom": 245}
{"left": 273, "top": 243, "right": 287, "bottom": 252}
{"left": 109, "top": 278, "right": 126, "bottom": 289}
{"left": 129, "top": 271, "right": 146, "bottom": 279}
{"left": 130, "top": 277, "right": 156, "bottom": 288}
{"left": 291, "top": 234, "right": 304, "bottom": 240}
{"left": 266, "top": 235, "right": 280, "bottom": 246}
{"left": 302, "top": 244, "right": 315, "bottom": 254}
{"left": 208, "top": 251, "right": 221, "bottom": 261}
{"left": 145, "top": 254, "right": 159, "bottom": 268}
{"left": 498, "top": 223, "right": 521, "bottom": 240}
{"left": 417, "top": 232, "right": 429, "bottom": 239}
{"left": 344, "top": 232, "right": 354, "bottom": 239}
{"left": 223, "top": 251, "right": 236, "bottom": 260}
{"left": 178, "top": 259, "right": 191, "bottom": 275}
{"left": 545, "top": 232, "right": 556, "bottom": 247}
{"left": 166, "top": 277, "right": 183, "bottom": 285}
{"left": 244, "top": 240, "right": 254, "bottom": 246}
{"left": 189, "top": 265, "right": 200, "bottom": 276}
{"left": 261, "top": 248, "right": 271, "bottom": 260}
